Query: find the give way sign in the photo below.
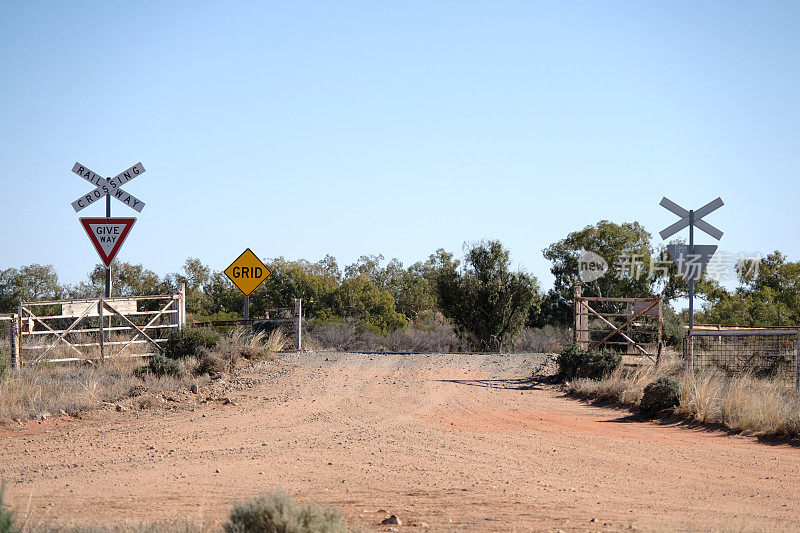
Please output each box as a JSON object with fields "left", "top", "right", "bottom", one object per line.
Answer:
{"left": 80, "top": 218, "right": 136, "bottom": 267}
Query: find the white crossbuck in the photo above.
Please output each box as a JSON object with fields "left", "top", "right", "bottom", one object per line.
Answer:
{"left": 659, "top": 197, "right": 724, "bottom": 241}
{"left": 70, "top": 162, "right": 146, "bottom": 213}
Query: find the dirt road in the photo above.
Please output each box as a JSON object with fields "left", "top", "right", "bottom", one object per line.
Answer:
{"left": 2, "top": 352, "right": 799, "bottom": 531}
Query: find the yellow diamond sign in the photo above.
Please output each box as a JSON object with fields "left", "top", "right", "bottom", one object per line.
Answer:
{"left": 224, "top": 248, "right": 271, "bottom": 296}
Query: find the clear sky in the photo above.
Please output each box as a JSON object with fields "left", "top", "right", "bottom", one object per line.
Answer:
{"left": 1, "top": 1, "right": 798, "bottom": 292}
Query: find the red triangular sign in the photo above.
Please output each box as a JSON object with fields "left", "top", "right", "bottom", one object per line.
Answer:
{"left": 80, "top": 217, "right": 136, "bottom": 267}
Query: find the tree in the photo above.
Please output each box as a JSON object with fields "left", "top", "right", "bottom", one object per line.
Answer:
{"left": 542, "top": 220, "right": 657, "bottom": 325}
{"left": 435, "top": 240, "right": 540, "bottom": 352}
{"left": 254, "top": 256, "right": 342, "bottom": 318}
{"left": 0, "top": 264, "right": 65, "bottom": 312}
{"left": 698, "top": 251, "right": 800, "bottom": 326}
{"left": 381, "top": 259, "right": 437, "bottom": 320}
{"left": 322, "top": 274, "right": 407, "bottom": 334}
{"left": 69, "top": 262, "right": 169, "bottom": 298}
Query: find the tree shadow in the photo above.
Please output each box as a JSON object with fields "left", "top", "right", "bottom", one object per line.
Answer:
{"left": 437, "top": 373, "right": 558, "bottom": 391}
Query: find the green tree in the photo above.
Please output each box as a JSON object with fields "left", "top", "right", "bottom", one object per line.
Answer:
{"left": 542, "top": 220, "right": 658, "bottom": 325}
{"left": 322, "top": 275, "right": 407, "bottom": 334}
{"left": 381, "top": 259, "right": 437, "bottom": 319}
{"left": 0, "top": 264, "right": 65, "bottom": 311}
{"left": 69, "top": 262, "right": 169, "bottom": 298}
{"left": 698, "top": 251, "right": 800, "bottom": 326}
{"left": 254, "top": 256, "right": 341, "bottom": 318}
{"left": 435, "top": 240, "right": 540, "bottom": 352}
{"left": 169, "top": 258, "right": 213, "bottom": 316}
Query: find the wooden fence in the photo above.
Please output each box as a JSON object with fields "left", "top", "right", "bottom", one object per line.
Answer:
{"left": 5, "top": 285, "right": 186, "bottom": 368}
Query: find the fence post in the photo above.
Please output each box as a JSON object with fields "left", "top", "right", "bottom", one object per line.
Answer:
{"left": 10, "top": 313, "right": 21, "bottom": 369}
{"left": 171, "top": 284, "right": 186, "bottom": 332}
{"left": 795, "top": 331, "right": 799, "bottom": 392}
{"left": 573, "top": 285, "right": 580, "bottom": 345}
{"left": 294, "top": 298, "right": 302, "bottom": 350}
{"left": 98, "top": 299, "right": 105, "bottom": 363}
{"left": 656, "top": 295, "right": 663, "bottom": 363}
{"left": 180, "top": 283, "right": 186, "bottom": 330}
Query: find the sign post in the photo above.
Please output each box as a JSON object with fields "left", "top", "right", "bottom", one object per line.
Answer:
{"left": 660, "top": 196, "right": 724, "bottom": 370}
{"left": 224, "top": 249, "right": 271, "bottom": 321}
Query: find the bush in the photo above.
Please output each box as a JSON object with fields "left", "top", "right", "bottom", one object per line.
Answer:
{"left": 640, "top": 377, "right": 680, "bottom": 417}
{"left": 225, "top": 490, "right": 348, "bottom": 533}
{"left": 557, "top": 343, "right": 621, "bottom": 380}
{"left": 164, "top": 327, "right": 221, "bottom": 359}
{"left": 135, "top": 354, "right": 185, "bottom": 379}
{"left": 193, "top": 350, "right": 228, "bottom": 376}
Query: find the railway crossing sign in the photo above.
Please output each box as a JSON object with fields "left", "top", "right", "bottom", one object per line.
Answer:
{"left": 659, "top": 197, "right": 723, "bottom": 241}
{"left": 71, "top": 162, "right": 146, "bottom": 213}
{"left": 225, "top": 249, "right": 271, "bottom": 296}
{"left": 80, "top": 217, "right": 136, "bottom": 267}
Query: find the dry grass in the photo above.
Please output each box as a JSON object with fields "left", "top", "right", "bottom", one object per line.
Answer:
{"left": 568, "top": 355, "right": 684, "bottom": 405}
{"left": 0, "top": 356, "right": 194, "bottom": 422}
{"left": 220, "top": 327, "right": 285, "bottom": 363}
{"left": 0, "top": 326, "right": 287, "bottom": 422}
{"left": 566, "top": 356, "right": 800, "bottom": 440}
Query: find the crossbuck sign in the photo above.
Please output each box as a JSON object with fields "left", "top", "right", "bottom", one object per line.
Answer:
{"left": 71, "top": 162, "right": 146, "bottom": 213}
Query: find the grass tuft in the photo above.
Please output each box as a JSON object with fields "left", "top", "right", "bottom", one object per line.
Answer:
{"left": 225, "top": 490, "right": 349, "bottom": 533}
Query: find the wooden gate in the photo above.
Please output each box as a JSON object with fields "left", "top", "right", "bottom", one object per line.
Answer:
{"left": 574, "top": 286, "right": 663, "bottom": 361}
{"left": 9, "top": 285, "right": 186, "bottom": 367}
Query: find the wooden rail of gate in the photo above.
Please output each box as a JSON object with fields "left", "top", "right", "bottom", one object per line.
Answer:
{"left": 8, "top": 285, "right": 186, "bottom": 368}
{"left": 574, "top": 285, "right": 663, "bottom": 362}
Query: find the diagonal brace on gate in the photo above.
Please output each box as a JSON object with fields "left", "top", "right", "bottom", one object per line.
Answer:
{"left": 111, "top": 298, "right": 174, "bottom": 357}
{"left": 588, "top": 299, "right": 661, "bottom": 359}
{"left": 101, "top": 300, "right": 165, "bottom": 354}
{"left": 23, "top": 304, "right": 92, "bottom": 362}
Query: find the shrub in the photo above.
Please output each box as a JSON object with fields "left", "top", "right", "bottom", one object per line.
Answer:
{"left": 640, "top": 377, "right": 680, "bottom": 417}
{"left": 164, "top": 327, "right": 221, "bottom": 359}
{"left": 225, "top": 490, "right": 348, "bottom": 533}
{"left": 193, "top": 350, "right": 228, "bottom": 376}
{"left": 557, "top": 343, "right": 621, "bottom": 380}
{"left": 135, "top": 354, "right": 185, "bottom": 379}
{"left": 436, "top": 240, "right": 539, "bottom": 352}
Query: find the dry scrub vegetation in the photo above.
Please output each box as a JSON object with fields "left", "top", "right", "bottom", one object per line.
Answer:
{"left": 0, "top": 327, "right": 286, "bottom": 423}
{"left": 567, "top": 355, "right": 800, "bottom": 439}
{"left": 0, "top": 485, "right": 349, "bottom": 533}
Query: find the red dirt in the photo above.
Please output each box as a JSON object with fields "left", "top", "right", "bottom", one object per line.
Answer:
{"left": 2, "top": 352, "right": 799, "bottom": 532}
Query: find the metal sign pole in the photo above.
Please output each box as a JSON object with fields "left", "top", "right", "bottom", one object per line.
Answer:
{"left": 688, "top": 210, "right": 695, "bottom": 371}
{"left": 244, "top": 296, "right": 250, "bottom": 321}
{"left": 105, "top": 188, "right": 112, "bottom": 299}
{"left": 688, "top": 209, "right": 694, "bottom": 332}
{"left": 104, "top": 184, "right": 112, "bottom": 340}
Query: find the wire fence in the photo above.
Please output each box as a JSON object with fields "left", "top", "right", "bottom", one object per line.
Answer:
{"left": 684, "top": 327, "right": 800, "bottom": 387}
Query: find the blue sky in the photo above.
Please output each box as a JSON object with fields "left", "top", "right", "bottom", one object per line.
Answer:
{"left": 1, "top": 1, "right": 798, "bottom": 293}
